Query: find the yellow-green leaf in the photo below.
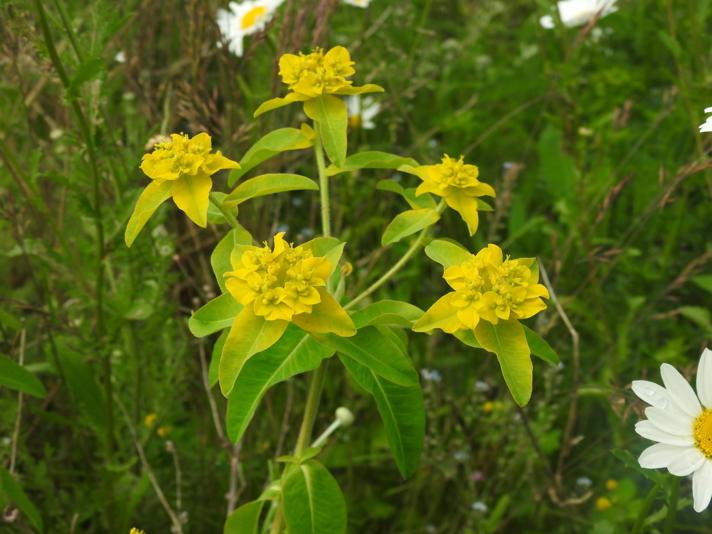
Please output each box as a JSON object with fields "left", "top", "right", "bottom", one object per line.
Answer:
{"left": 0, "top": 354, "right": 46, "bottom": 398}
{"left": 303, "top": 95, "right": 347, "bottom": 167}
{"left": 326, "top": 151, "right": 418, "bottom": 176}
{"left": 424, "top": 239, "right": 472, "bottom": 268}
{"left": 474, "top": 320, "right": 532, "bottom": 406}
{"left": 225, "top": 174, "right": 318, "bottom": 205}
{"left": 124, "top": 180, "right": 172, "bottom": 247}
{"left": 381, "top": 208, "right": 440, "bottom": 246}
{"left": 253, "top": 92, "right": 308, "bottom": 118}
{"left": 211, "top": 228, "right": 254, "bottom": 293}
{"left": 219, "top": 308, "right": 288, "bottom": 396}
{"left": 188, "top": 294, "right": 242, "bottom": 338}
{"left": 224, "top": 499, "right": 264, "bottom": 534}
{"left": 293, "top": 289, "right": 356, "bottom": 337}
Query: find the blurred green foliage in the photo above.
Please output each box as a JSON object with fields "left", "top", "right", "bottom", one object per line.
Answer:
{"left": 0, "top": 0, "right": 711, "bottom": 532}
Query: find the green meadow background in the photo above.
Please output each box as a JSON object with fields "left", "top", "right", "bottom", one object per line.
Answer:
{"left": 1, "top": 0, "right": 711, "bottom": 532}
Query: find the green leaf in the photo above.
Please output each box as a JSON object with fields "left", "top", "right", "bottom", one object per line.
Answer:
{"left": 225, "top": 174, "right": 318, "bottom": 205}
{"left": 538, "top": 126, "right": 577, "bottom": 204}
{"left": 209, "top": 330, "right": 228, "bottom": 388}
{"left": 302, "top": 237, "right": 345, "bottom": 274}
{"left": 226, "top": 327, "right": 333, "bottom": 443}
{"left": 424, "top": 239, "right": 472, "bottom": 267}
{"left": 324, "top": 327, "right": 418, "bottom": 387}
{"left": 351, "top": 300, "right": 424, "bottom": 329}
{"left": 0, "top": 309, "right": 22, "bottom": 330}
{"left": 453, "top": 329, "right": 482, "bottom": 348}
{"left": 66, "top": 55, "right": 104, "bottom": 99}
{"left": 211, "top": 228, "right": 253, "bottom": 293}
{"left": 474, "top": 320, "right": 532, "bottom": 406}
{"left": 253, "top": 92, "right": 308, "bottom": 118}
{"left": 692, "top": 275, "right": 712, "bottom": 294}
{"left": 224, "top": 499, "right": 265, "bottom": 534}
{"left": 0, "top": 355, "right": 46, "bottom": 398}
{"left": 303, "top": 95, "right": 347, "bottom": 167}
{"left": 680, "top": 306, "right": 712, "bottom": 336}
{"left": 340, "top": 356, "right": 424, "bottom": 477}
{"left": 282, "top": 460, "right": 347, "bottom": 534}
{"left": 522, "top": 325, "right": 559, "bottom": 365}
{"left": 124, "top": 181, "right": 173, "bottom": 247}
{"left": 62, "top": 348, "right": 106, "bottom": 432}
{"left": 376, "top": 180, "right": 436, "bottom": 210}
{"left": 219, "top": 309, "right": 288, "bottom": 396}
{"left": 0, "top": 467, "right": 43, "bottom": 532}
{"left": 188, "top": 294, "right": 242, "bottom": 338}
{"left": 326, "top": 151, "right": 418, "bottom": 176}
{"left": 381, "top": 208, "right": 440, "bottom": 246}
{"left": 230, "top": 125, "right": 314, "bottom": 186}
{"left": 207, "top": 192, "right": 231, "bottom": 225}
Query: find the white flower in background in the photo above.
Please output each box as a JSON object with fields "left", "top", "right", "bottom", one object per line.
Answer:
{"left": 347, "top": 95, "right": 381, "bottom": 129}
{"left": 217, "top": 0, "right": 284, "bottom": 57}
{"left": 420, "top": 368, "right": 442, "bottom": 383}
{"left": 633, "top": 348, "right": 712, "bottom": 512}
{"left": 540, "top": 0, "right": 617, "bottom": 29}
{"left": 699, "top": 108, "right": 712, "bottom": 133}
{"left": 115, "top": 51, "right": 126, "bottom": 63}
{"left": 471, "top": 501, "right": 488, "bottom": 513}
{"left": 342, "top": 0, "right": 371, "bottom": 7}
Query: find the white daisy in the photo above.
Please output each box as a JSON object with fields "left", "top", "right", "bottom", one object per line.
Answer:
{"left": 342, "top": 0, "right": 371, "bottom": 7}
{"left": 699, "top": 108, "right": 712, "bottom": 133}
{"left": 346, "top": 95, "right": 381, "bottom": 130}
{"left": 540, "top": 0, "right": 617, "bottom": 29}
{"left": 633, "top": 348, "right": 712, "bottom": 513}
{"left": 217, "top": 0, "right": 284, "bottom": 57}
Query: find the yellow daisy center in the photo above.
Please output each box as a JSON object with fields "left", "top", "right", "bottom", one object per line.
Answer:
{"left": 694, "top": 409, "right": 712, "bottom": 458}
{"left": 241, "top": 6, "right": 267, "bottom": 30}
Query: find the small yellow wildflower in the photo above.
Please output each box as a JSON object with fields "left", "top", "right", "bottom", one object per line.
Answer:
{"left": 143, "top": 413, "right": 157, "bottom": 428}
{"left": 129, "top": 528, "right": 145, "bottom": 534}
{"left": 409, "top": 155, "right": 495, "bottom": 235}
{"left": 605, "top": 479, "right": 618, "bottom": 491}
{"left": 225, "top": 232, "right": 355, "bottom": 333}
{"left": 254, "top": 46, "right": 383, "bottom": 117}
{"left": 595, "top": 497, "right": 612, "bottom": 511}
{"left": 482, "top": 401, "right": 494, "bottom": 413}
{"left": 413, "top": 244, "right": 549, "bottom": 334}
{"left": 125, "top": 132, "right": 239, "bottom": 246}
{"left": 157, "top": 426, "right": 170, "bottom": 438}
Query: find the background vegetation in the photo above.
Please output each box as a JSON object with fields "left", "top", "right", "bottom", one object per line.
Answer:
{"left": 1, "top": 0, "right": 711, "bottom": 532}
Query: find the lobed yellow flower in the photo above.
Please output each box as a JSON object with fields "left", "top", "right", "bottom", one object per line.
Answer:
{"left": 411, "top": 155, "right": 495, "bottom": 235}
{"left": 413, "top": 244, "right": 548, "bottom": 334}
{"left": 225, "top": 232, "right": 355, "bottom": 335}
{"left": 125, "top": 132, "right": 239, "bottom": 246}
{"left": 254, "top": 46, "right": 383, "bottom": 117}
{"left": 129, "top": 529, "right": 145, "bottom": 534}
{"left": 595, "top": 497, "right": 612, "bottom": 511}
{"left": 143, "top": 413, "right": 157, "bottom": 428}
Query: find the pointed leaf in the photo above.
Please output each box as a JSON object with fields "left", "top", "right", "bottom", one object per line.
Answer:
{"left": 124, "top": 180, "right": 172, "bottom": 247}
{"left": 219, "top": 309, "right": 288, "bottom": 396}
{"left": 230, "top": 125, "right": 315, "bottom": 186}
{"left": 340, "top": 356, "right": 424, "bottom": 477}
{"left": 225, "top": 174, "right": 318, "bottom": 205}
{"left": 209, "top": 330, "right": 228, "bottom": 387}
{"left": 303, "top": 95, "right": 347, "bottom": 167}
{"left": 376, "top": 180, "right": 436, "bottom": 210}
{"left": 253, "top": 92, "right": 308, "bottom": 118}
{"left": 188, "top": 294, "right": 242, "bottom": 338}
{"left": 211, "top": 228, "right": 254, "bottom": 293}
{"left": 324, "top": 326, "right": 418, "bottom": 387}
{"left": 381, "top": 208, "right": 440, "bottom": 246}
{"left": 226, "top": 327, "right": 333, "bottom": 443}
{"left": 351, "top": 300, "right": 424, "bottom": 329}
{"left": 424, "top": 239, "right": 472, "bottom": 268}
{"left": 224, "top": 499, "right": 265, "bottom": 534}
{"left": 474, "top": 320, "right": 532, "bottom": 406}
{"left": 0, "top": 467, "right": 43, "bottom": 532}
{"left": 522, "top": 324, "right": 559, "bottom": 365}
{"left": 0, "top": 354, "right": 46, "bottom": 398}
{"left": 282, "top": 460, "right": 347, "bottom": 534}
{"left": 326, "top": 151, "right": 418, "bottom": 176}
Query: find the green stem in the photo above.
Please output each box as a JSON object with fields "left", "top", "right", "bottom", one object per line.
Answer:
{"left": 632, "top": 484, "right": 658, "bottom": 534}
{"left": 209, "top": 192, "right": 240, "bottom": 230}
{"left": 346, "top": 200, "right": 446, "bottom": 310}
{"left": 663, "top": 477, "right": 680, "bottom": 534}
{"left": 34, "top": 0, "right": 114, "bottom": 523}
{"left": 314, "top": 128, "right": 331, "bottom": 238}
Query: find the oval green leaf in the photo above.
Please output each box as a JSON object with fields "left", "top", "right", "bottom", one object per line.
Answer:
{"left": 303, "top": 95, "right": 347, "bottom": 167}
{"left": 424, "top": 238, "right": 472, "bottom": 268}
{"left": 326, "top": 151, "right": 418, "bottom": 176}
{"left": 188, "top": 294, "right": 242, "bottom": 338}
{"left": 0, "top": 355, "right": 46, "bottom": 398}
{"left": 382, "top": 208, "right": 440, "bottom": 246}
{"left": 225, "top": 174, "right": 318, "bottom": 205}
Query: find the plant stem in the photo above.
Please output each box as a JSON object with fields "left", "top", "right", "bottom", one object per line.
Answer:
{"left": 346, "top": 200, "right": 445, "bottom": 310}
{"left": 632, "top": 484, "right": 658, "bottom": 534}
{"left": 34, "top": 0, "right": 115, "bottom": 524}
{"left": 209, "top": 192, "right": 241, "bottom": 230}
{"left": 314, "top": 128, "right": 331, "bottom": 238}
{"left": 663, "top": 477, "right": 680, "bottom": 534}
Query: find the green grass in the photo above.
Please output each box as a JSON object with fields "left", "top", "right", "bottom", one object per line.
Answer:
{"left": 1, "top": 0, "right": 711, "bottom": 532}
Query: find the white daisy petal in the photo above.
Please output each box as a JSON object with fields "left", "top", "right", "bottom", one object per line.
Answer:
{"left": 660, "top": 363, "right": 702, "bottom": 418}
{"left": 667, "top": 447, "right": 706, "bottom": 476}
{"left": 696, "top": 348, "right": 712, "bottom": 409}
{"left": 693, "top": 461, "right": 712, "bottom": 512}
{"left": 632, "top": 380, "right": 679, "bottom": 412}
{"left": 645, "top": 407, "right": 694, "bottom": 436}
{"left": 639, "top": 443, "right": 692, "bottom": 469}
{"left": 635, "top": 420, "right": 694, "bottom": 446}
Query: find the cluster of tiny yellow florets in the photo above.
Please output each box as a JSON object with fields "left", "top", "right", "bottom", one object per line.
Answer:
{"left": 438, "top": 155, "right": 482, "bottom": 189}
{"left": 278, "top": 46, "right": 355, "bottom": 98}
{"left": 140, "top": 132, "right": 236, "bottom": 182}
{"left": 444, "top": 244, "right": 549, "bottom": 329}
{"left": 225, "top": 233, "right": 331, "bottom": 322}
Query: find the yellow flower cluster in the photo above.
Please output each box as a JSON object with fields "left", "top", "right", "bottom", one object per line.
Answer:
{"left": 412, "top": 155, "right": 495, "bottom": 235}
{"left": 225, "top": 233, "right": 331, "bottom": 322}
{"left": 414, "top": 244, "right": 549, "bottom": 333}
{"left": 279, "top": 46, "right": 355, "bottom": 98}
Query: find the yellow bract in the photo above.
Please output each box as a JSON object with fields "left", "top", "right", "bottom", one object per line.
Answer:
{"left": 225, "top": 232, "right": 355, "bottom": 335}
{"left": 412, "top": 155, "right": 495, "bottom": 235}
{"left": 413, "top": 244, "right": 549, "bottom": 333}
